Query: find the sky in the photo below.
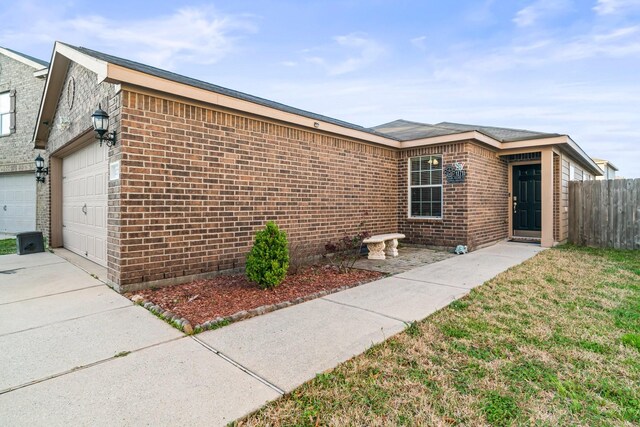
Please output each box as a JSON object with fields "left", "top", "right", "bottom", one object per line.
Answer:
{"left": 1, "top": 0, "right": 639, "bottom": 177}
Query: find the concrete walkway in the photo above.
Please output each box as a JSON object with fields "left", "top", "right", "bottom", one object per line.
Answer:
{"left": 0, "top": 241, "right": 543, "bottom": 425}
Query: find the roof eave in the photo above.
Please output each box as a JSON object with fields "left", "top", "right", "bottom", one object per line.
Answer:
{"left": 107, "top": 63, "right": 400, "bottom": 148}
{"left": 33, "top": 42, "right": 109, "bottom": 148}
{"left": 564, "top": 136, "right": 603, "bottom": 176}
{"left": 0, "top": 47, "right": 48, "bottom": 69}
{"left": 400, "top": 132, "right": 602, "bottom": 174}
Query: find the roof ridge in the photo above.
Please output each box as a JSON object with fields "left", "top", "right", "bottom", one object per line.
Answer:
{"left": 437, "top": 121, "right": 555, "bottom": 135}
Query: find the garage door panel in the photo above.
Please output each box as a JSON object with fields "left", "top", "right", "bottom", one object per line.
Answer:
{"left": 62, "top": 143, "right": 108, "bottom": 267}
{"left": 0, "top": 173, "right": 36, "bottom": 233}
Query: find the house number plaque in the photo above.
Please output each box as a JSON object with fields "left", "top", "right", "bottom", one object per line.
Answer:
{"left": 444, "top": 162, "right": 466, "bottom": 183}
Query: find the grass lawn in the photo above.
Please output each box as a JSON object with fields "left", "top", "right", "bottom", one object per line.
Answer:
{"left": 237, "top": 245, "right": 640, "bottom": 426}
{"left": 0, "top": 238, "right": 16, "bottom": 255}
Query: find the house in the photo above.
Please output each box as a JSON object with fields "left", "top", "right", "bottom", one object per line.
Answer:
{"left": 0, "top": 47, "right": 48, "bottom": 234}
{"left": 592, "top": 158, "right": 618, "bottom": 180}
{"left": 33, "top": 42, "right": 601, "bottom": 292}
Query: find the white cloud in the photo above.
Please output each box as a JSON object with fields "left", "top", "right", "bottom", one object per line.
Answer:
{"left": 463, "top": 0, "right": 497, "bottom": 24}
{"left": 593, "top": 0, "right": 640, "bottom": 15}
{"left": 329, "top": 34, "right": 386, "bottom": 75}
{"left": 299, "top": 33, "right": 385, "bottom": 76}
{"left": 0, "top": 5, "right": 256, "bottom": 69}
{"left": 513, "top": 0, "right": 571, "bottom": 27}
{"left": 410, "top": 36, "right": 427, "bottom": 51}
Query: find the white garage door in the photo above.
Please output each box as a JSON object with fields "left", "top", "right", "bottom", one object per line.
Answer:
{"left": 0, "top": 173, "right": 36, "bottom": 233}
{"left": 62, "top": 142, "right": 108, "bottom": 267}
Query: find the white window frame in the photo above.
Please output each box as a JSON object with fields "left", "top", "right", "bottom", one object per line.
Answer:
{"left": 408, "top": 155, "right": 443, "bottom": 219}
{"left": 0, "top": 90, "right": 15, "bottom": 136}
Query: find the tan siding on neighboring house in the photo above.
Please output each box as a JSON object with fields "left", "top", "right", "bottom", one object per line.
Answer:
{"left": 554, "top": 153, "right": 560, "bottom": 242}
{"left": 561, "top": 157, "right": 570, "bottom": 241}
{"left": 560, "top": 155, "right": 592, "bottom": 242}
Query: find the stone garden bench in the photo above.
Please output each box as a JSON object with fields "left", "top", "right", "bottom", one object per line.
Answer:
{"left": 362, "top": 233, "right": 406, "bottom": 260}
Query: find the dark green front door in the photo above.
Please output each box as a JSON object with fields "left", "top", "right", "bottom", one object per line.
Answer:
{"left": 513, "top": 164, "right": 542, "bottom": 231}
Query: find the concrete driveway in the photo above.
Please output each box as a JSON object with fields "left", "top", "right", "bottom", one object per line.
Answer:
{"left": 0, "top": 241, "right": 543, "bottom": 425}
{"left": 0, "top": 251, "right": 279, "bottom": 426}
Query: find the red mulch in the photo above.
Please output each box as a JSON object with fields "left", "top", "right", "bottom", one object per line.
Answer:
{"left": 133, "top": 266, "right": 383, "bottom": 325}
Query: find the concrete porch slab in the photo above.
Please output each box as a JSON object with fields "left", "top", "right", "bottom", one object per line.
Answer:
{"left": 198, "top": 298, "right": 406, "bottom": 393}
{"left": 396, "top": 254, "right": 518, "bottom": 289}
{"left": 0, "top": 338, "right": 280, "bottom": 426}
{"left": 474, "top": 241, "right": 544, "bottom": 260}
{"left": 0, "top": 305, "right": 183, "bottom": 392}
{"left": 397, "top": 242, "right": 543, "bottom": 290}
{"left": 0, "top": 285, "right": 131, "bottom": 336}
{"left": 0, "top": 260, "right": 103, "bottom": 304}
{"left": 323, "top": 276, "right": 469, "bottom": 323}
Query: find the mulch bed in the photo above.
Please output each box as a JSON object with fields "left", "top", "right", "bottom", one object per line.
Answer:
{"left": 133, "top": 266, "right": 384, "bottom": 326}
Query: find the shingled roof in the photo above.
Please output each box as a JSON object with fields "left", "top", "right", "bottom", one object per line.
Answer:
{"left": 64, "top": 43, "right": 395, "bottom": 141}
{"left": 372, "top": 119, "right": 562, "bottom": 142}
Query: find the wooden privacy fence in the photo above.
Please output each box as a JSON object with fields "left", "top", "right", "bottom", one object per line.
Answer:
{"left": 569, "top": 178, "right": 639, "bottom": 249}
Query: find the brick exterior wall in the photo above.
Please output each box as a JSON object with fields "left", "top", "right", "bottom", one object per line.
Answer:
{"left": 42, "top": 60, "right": 568, "bottom": 291}
{"left": 0, "top": 52, "right": 47, "bottom": 232}
{"left": 114, "top": 89, "right": 397, "bottom": 290}
{"left": 398, "top": 142, "right": 509, "bottom": 250}
{"left": 398, "top": 142, "right": 470, "bottom": 248}
{"left": 466, "top": 143, "right": 509, "bottom": 248}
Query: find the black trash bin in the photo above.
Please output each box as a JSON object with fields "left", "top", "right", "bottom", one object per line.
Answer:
{"left": 16, "top": 231, "right": 45, "bottom": 255}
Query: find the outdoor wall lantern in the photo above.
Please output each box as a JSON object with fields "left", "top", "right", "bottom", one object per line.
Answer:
{"left": 91, "top": 104, "right": 117, "bottom": 147}
{"left": 35, "top": 153, "right": 49, "bottom": 183}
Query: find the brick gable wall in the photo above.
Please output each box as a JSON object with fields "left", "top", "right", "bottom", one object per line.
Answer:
{"left": 115, "top": 89, "right": 398, "bottom": 290}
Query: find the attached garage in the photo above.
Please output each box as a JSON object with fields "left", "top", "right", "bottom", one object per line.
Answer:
{"left": 61, "top": 141, "right": 108, "bottom": 267}
{"left": 0, "top": 173, "right": 36, "bottom": 234}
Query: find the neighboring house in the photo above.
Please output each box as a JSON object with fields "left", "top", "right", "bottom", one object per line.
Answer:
{"left": 33, "top": 42, "right": 601, "bottom": 292}
{"left": 592, "top": 158, "right": 618, "bottom": 180}
{"left": 0, "top": 47, "right": 48, "bottom": 234}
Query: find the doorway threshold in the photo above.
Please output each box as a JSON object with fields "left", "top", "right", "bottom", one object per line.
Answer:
{"left": 509, "top": 236, "right": 541, "bottom": 244}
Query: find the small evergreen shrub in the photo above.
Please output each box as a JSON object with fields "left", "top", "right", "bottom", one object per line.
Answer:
{"left": 246, "top": 221, "right": 289, "bottom": 289}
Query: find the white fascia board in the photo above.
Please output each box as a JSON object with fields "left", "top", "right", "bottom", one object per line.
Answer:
{"left": 32, "top": 68, "right": 49, "bottom": 78}
{"left": 400, "top": 131, "right": 501, "bottom": 149}
{"left": 33, "top": 42, "right": 110, "bottom": 148}
{"left": 0, "top": 47, "right": 46, "bottom": 69}
{"left": 565, "top": 136, "right": 602, "bottom": 175}
{"left": 55, "top": 43, "right": 108, "bottom": 82}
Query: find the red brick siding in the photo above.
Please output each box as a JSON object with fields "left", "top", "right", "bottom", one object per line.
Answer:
{"left": 398, "top": 143, "right": 470, "bottom": 248}
{"left": 114, "top": 90, "right": 398, "bottom": 287}
{"left": 466, "top": 143, "right": 509, "bottom": 248}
